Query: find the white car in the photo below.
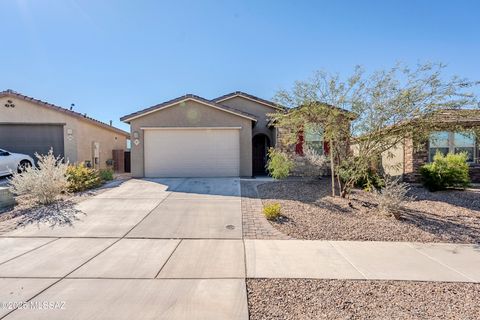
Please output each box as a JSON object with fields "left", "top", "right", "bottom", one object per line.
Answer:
{"left": 0, "top": 148, "right": 34, "bottom": 177}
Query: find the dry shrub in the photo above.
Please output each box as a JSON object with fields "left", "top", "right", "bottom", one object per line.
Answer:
{"left": 9, "top": 149, "right": 68, "bottom": 205}
{"left": 301, "top": 146, "right": 328, "bottom": 176}
{"left": 373, "top": 176, "right": 412, "bottom": 219}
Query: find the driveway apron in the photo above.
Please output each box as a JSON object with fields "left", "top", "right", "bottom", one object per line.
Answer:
{"left": 0, "top": 178, "right": 248, "bottom": 320}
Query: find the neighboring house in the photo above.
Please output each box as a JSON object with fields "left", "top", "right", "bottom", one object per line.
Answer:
{"left": 121, "top": 92, "right": 283, "bottom": 178}
{"left": 0, "top": 90, "right": 129, "bottom": 170}
{"left": 382, "top": 109, "right": 480, "bottom": 182}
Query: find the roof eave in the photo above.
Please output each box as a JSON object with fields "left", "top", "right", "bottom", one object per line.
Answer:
{"left": 0, "top": 90, "right": 130, "bottom": 137}
{"left": 121, "top": 96, "right": 258, "bottom": 123}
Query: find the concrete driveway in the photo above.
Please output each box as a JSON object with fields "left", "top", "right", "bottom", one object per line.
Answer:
{"left": 0, "top": 178, "right": 248, "bottom": 320}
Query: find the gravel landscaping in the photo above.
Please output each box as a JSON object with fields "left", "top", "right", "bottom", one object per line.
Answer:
{"left": 247, "top": 279, "right": 480, "bottom": 320}
{"left": 257, "top": 179, "right": 480, "bottom": 243}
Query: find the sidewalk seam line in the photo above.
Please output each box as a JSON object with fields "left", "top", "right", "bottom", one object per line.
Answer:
{"left": 328, "top": 241, "right": 368, "bottom": 280}
{"left": 405, "top": 242, "right": 474, "bottom": 282}
{"left": 154, "top": 239, "right": 182, "bottom": 278}
{"left": 0, "top": 188, "right": 175, "bottom": 319}
{"left": 0, "top": 237, "right": 60, "bottom": 267}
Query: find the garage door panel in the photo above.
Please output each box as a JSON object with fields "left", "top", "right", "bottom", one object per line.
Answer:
{"left": 0, "top": 124, "right": 64, "bottom": 162}
{"left": 144, "top": 129, "right": 240, "bottom": 177}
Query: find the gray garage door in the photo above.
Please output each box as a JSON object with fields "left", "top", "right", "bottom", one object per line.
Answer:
{"left": 0, "top": 124, "right": 65, "bottom": 163}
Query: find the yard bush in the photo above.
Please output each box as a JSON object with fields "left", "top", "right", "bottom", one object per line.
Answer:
{"left": 420, "top": 152, "right": 470, "bottom": 191}
{"left": 373, "top": 176, "right": 411, "bottom": 219}
{"left": 67, "top": 163, "right": 102, "bottom": 192}
{"left": 9, "top": 149, "right": 69, "bottom": 205}
{"left": 266, "top": 148, "right": 294, "bottom": 179}
{"left": 263, "top": 203, "right": 282, "bottom": 220}
{"left": 355, "top": 168, "right": 385, "bottom": 191}
{"left": 338, "top": 158, "right": 384, "bottom": 193}
{"left": 99, "top": 168, "right": 114, "bottom": 181}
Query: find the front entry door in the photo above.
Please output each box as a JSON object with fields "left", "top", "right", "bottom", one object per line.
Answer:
{"left": 252, "top": 134, "right": 270, "bottom": 176}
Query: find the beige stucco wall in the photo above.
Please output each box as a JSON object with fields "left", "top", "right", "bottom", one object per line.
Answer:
{"left": 75, "top": 120, "right": 127, "bottom": 168}
{"left": 0, "top": 96, "right": 127, "bottom": 169}
{"left": 128, "top": 100, "right": 253, "bottom": 177}
{"left": 381, "top": 141, "right": 405, "bottom": 177}
{"left": 219, "top": 96, "right": 278, "bottom": 146}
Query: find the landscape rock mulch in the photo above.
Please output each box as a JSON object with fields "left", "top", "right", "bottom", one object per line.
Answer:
{"left": 257, "top": 179, "right": 480, "bottom": 243}
{"left": 247, "top": 278, "right": 480, "bottom": 320}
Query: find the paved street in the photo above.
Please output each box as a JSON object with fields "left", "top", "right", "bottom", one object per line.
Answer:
{"left": 0, "top": 178, "right": 479, "bottom": 319}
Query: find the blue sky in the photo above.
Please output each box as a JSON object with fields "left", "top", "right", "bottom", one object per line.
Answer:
{"left": 1, "top": 0, "right": 479, "bottom": 131}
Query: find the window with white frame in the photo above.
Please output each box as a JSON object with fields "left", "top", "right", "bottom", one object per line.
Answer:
{"left": 304, "top": 124, "right": 324, "bottom": 155}
{"left": 429, "top": 131, "right": 477, "bottom": 163}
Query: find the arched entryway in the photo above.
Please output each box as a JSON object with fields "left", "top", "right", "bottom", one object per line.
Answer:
{"left": 252, "top": 134, "right": 271, "bottom": 176}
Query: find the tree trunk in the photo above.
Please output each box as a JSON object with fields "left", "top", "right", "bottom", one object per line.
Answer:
{"left": 330, "top": 138, "right": 336, "bottom": 197}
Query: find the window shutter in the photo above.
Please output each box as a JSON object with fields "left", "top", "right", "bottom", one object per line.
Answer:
{"left": 323, "top": 140, "right": 330, "bottom": 156}
{"left": 295, "top": 131, "right": 304, "bottom": 155}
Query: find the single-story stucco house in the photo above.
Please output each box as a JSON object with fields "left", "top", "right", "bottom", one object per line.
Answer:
{"left": 121, "top": 91, "right": 352, "bottom": 178}
{"left": 121, "top": 92, "right": 288, "bottom": 178}
{"left": 382, "top": 109, "right": 480, "bottom": 182}
{"left": 0, "top": 90, "right": 129, "bottom": 170}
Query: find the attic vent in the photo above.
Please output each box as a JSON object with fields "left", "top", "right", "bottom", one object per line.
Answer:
{"left": 4, "top": 100, "right": 15, "bottom": 108}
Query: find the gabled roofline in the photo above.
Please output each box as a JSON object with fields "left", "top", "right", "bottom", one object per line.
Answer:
{"left": 212, "top": 91, "right": 285, "bottom": 111}
{"left": 0, "top": 89, "right": 130, "bottom": 137}
{"left": 121, "top": 94, "right": 258, "bottom": 123}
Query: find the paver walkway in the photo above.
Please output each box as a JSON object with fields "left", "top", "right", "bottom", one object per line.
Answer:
{"left": 0, "top": 178, "right": 479, "bottom": 319}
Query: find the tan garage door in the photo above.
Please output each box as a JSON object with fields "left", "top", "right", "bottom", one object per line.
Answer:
{"left": 144, "top": 128, "right": 240, "bottom": 177}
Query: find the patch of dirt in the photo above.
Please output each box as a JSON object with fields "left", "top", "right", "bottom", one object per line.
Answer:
{"left": 257, "top": 179, "right": 480, "bottom": 243}
{"left": 247, "top": 279, "right": 480, "bottom": 320}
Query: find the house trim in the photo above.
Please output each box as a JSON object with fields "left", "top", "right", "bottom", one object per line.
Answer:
{"left": 213, "top": 91, "right": 285, "bottom": 111}
{"left": 141, "top": 126, "right": 243, "bottom": 130}
{"left": 121, "top": 95, "right": 258, "bottom": 123}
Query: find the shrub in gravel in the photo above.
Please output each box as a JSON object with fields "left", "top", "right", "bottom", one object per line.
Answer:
{"left": 99, "top": 168, "right": 114, "bottom": 181}
{"left": 373, "top": 176, "right": 412, "bottom": 219}
{"left": 420, "top": 151, "right": 470, "bottom": 191}
{"left": 266, "top": 148, "right": 293, "bottom": 179}
{"left": 9, "top": 149, "right": 69, "bottom": 205}
{"left": 263, "top": 203, "right": 282, "bottom": 220}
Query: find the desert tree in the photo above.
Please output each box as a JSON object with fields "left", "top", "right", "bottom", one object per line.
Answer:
{"left": 272, "top": 62, "right": 479, "bottom": 198}
{"left": 271, "top": 67, "right": 364, "bottom": 196}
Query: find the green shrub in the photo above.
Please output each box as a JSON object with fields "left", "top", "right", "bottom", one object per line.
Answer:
{"left": 67, "top": 163, "right": 102, "bottom": 192}
{"left": 420, "top": 152, "right": 470, "bottom": 191}
{"left": 338, "top": 157, "right": 384, "bottom": 192}
{"left": 354, "top": 168, "right": 385, "bottom": 191}
{"left": 99, "top": 168, "right": 114, "bottom": 181}
{"left": 263, "top": 203, "right": 282, "bottom": 220}
{"left": 266, "top": 148, "right": 294, "bottom": 179}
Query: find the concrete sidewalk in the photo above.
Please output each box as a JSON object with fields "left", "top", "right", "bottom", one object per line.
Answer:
{"left": 246, "top": 240, "right": 480, "bottom": 282}
{"left": 1, "top": 178, "right": 479, "bottom": 320}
